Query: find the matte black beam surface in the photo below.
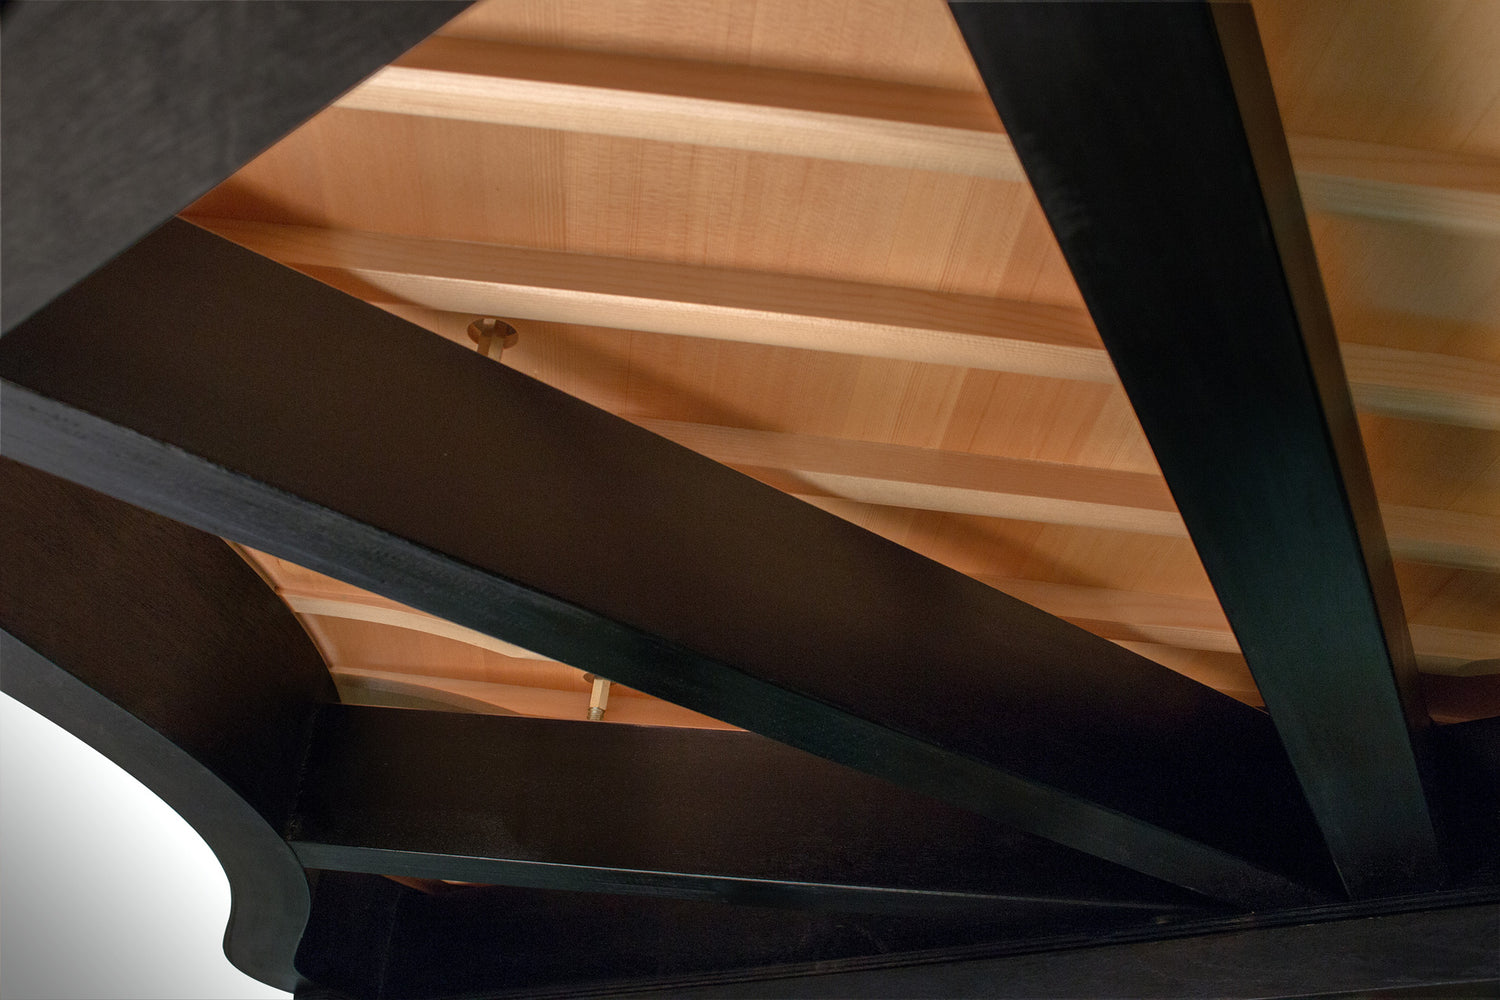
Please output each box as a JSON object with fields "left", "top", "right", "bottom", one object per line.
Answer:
{"left": 295, "top": 872, "right": 1144, "bottom": 1000}
{"left": 950, "top": 1, "right": 1441, "bottom": 898}
{"left": 656, "top": 903, "right": 1500, "bottom": 1000}
{"left": 0, "top": 0, "right": 469, "bottom": 331}
{"left": 290, "top": 704, "right": 1206, "bottom": 918}
{"left": 0, "top": 219, "right": 1331, "bottom": 906}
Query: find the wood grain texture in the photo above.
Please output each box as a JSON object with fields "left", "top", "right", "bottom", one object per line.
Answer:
{"left": 637, "top": 418, "right": 1495, "bottom": 573}
{"left": 287, "top": 593, "right": 555, "bottom": 662}
{"left": 331, "top": 36, "right": 1500, "bottom": 233}
{"left": 336, "top": 38, "right": 1021, "bottom": 181}
{"left": 198, "top": 219, "right": 1113, "bottom": 380}
{"left": 990, "top": 577, "right": 1498, "bottom": 677}
{"left": 180, "top": 0, "right": 1500, "bottom": 731}
{"left": 201, "top": 219, "right": 1500, "bottom": 429}
{"left": 294, "top": 565, "right": 1500, "bottom": 681}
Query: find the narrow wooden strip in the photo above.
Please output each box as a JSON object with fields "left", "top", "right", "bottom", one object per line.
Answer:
{"left": 1343, "top": 345, "right": 1500, "bottom": 431}
{"left": 200, "top": 220, "right": 1500, "bottom": 427}
{"left": 1287, "top": 135, "right": 1500, "bottom": 196}
{"left": 1411, "top": 626, "right": 1500, "bottom": 676}
{"left": 330, "top": 667, "right": 737, "bottom": 729}
{"left": 1289, "top": 133, "right": 1500, "bottom": 235}
{"left": 636, "top": 419, "right": 1175, "bottom": 511}
{"left": 337, "top": 38, "right": 1023, "bottom": 181}
{"left": 199, "top": 219, "right": 1113, "bottom": 381}
{"left": 1385, "top": 507, "right": 1500, "bottom": 573}
{"left": 330, "top": 38, "right": 1500, "bottom": 235}
{"left": 297, "top": 571, "right": 1497, "bottom": 680}
{"left": 284, "top": 593, "right": 554, "bottom": 662}
{"left": 987, "top": 578, "right": 1497, "bottom": 676}
{"left": 639, "top": 418, "right": 1184, "bottom": 536}
{"left": 638, "top": 419, "right": 1496, "bottom": 570}
{"left": 785, "top": 471, "right": 1187, "bottom": 536}
{"left": 1296, "top": 174, "right": 1500, "bottom": 237}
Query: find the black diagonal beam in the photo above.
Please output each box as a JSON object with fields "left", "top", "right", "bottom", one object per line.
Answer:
{"left": 0, "top": 458, "right": 1199, "bottom": 954}
{"left": 0, "top": 0, "right": 470, "bottom": 332}
{"left": 290, "top": 703, "right": 1206, "bottom": 919}
{"left": 949, "top": 2, "right": 1442, "bottom": 897}
{"left": 0, "top": 219, "right": 1333, "bottom": 906}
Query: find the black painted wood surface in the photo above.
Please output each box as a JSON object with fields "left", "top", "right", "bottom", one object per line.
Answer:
{"left": 950, "top": 0, "right": 1441, "bottom": 898}
{"left": 291, "top": 704, "right": 1206, "bottom": 917}
{"left": 0, "top": 218, "right": 1332, "bottom": 906}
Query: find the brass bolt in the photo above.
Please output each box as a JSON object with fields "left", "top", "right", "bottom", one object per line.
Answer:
{"left": 467, "top": 318, "right": 519, "bottom": 361}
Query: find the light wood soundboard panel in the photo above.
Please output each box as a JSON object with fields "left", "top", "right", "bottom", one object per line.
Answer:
{"left": 196, "top": 0, "right": 1499, "bottom": 725}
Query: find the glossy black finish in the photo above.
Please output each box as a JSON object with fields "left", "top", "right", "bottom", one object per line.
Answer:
{"left": 0, "top": 218, "right": 1331, "bottom": 906}
{"left": 290, "top": 704, "right": 1207, "bottom": 917}
{"left": 0, "top": 0, "right": 469, "bottom": 331}
{"left": 0, "top": 460, "right": 332, "bottom": 991}
{"left": 950, "top": 0, "right": 1441, "bottom": 898}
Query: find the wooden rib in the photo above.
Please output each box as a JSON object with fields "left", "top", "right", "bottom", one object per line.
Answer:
{"left": 986, "top": 577, "right": 1498, "bottom": 677}
{"left": 638, "top": 418, "right": 1500, "bottom": 573}
{"left": 1289, "top": 135, "right": 1500, "bottom": 236}
{"left": 198, "top": 220, "right": 1500, "bottom": 428}
{"left": 1342, "top": 345, "right": 1500, "bottom": 430}
{"left": 331, "top": 37, "right": 1500, "bottom": 235}
{"left": 254, "top": 506, "right": 1499, "bottom": 686}
{"left": 637, "top": 418, "right": 1186, "bottom": 536}
{"left": 988, "top": 578, "right": 1239, "bottom": 653}
{"left": 336, "top": 37, "right": 1022, "bottom": 181}
{"left": 197, "top": 219, "right": 1112, "bottom": 381}
{"left": 1383, "top": 507, "right": 1500, "bottom": 574}
{"left": 243, "top": 508, "right": 1498, "bottom": 685}
{"left": 1410, "top": 627, "right": 1500, "bottom": 677}
{"left": 296, "top": 565, "right": 1497, "bottom": 681}
{"left": 1297, "top": 173, "right": 1500, "bottom": 236}
{"left": 284, "top": 592, "right": 555, "bottom": 662}
{"left": 330, "top": 667, "right": 738, "bottom": 729}
{"left": 1286, "top": 135, "right": 1500, "bottom": 197}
